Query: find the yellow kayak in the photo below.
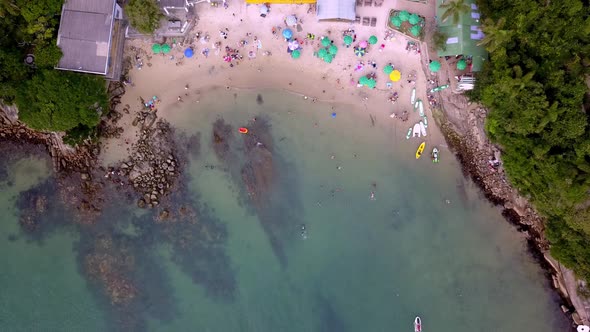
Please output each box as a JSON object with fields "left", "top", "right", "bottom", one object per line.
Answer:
{"left": 416, "top": 142, "right": 426, "bottom": 159}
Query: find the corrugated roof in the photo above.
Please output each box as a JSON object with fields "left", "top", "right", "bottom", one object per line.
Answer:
{"left": 435, "top": 0, "right": 487, "bottom": 71}
{"left": 316, "top": 0, "right": 356, "bottom": 21}
{"left": 56, "top": 0, "right": 116, "bottom": 75}
{"left": 159, "top": 0, "right": 186, "bottom": 7}
{"left": 63, "top": 0, "right": 114, "bottom": 14}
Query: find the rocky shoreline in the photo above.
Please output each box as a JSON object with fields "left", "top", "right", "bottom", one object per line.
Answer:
{"left": 433, "top": 103, "right": 583, "bottom": 330}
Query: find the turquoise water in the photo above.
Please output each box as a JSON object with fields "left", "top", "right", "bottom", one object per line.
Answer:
{"left": 0, "top": 88, "right": 569, "bottom": 331}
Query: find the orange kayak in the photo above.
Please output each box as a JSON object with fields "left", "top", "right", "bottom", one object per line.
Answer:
{"left": 239, "top": 127, "right": 249, "bottom": 134}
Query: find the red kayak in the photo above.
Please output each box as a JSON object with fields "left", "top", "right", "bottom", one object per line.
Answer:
{"left": 239, "top": 127, "right": 248, "bottom": 134}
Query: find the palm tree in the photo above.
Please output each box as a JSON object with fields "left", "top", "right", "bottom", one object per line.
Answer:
{"left": 478, "top": 18, "right": 514, "bottom": 53}
{"left": 439, "top": 0, "right": 471, "bottom": 24}
{"left": 0, "top": 0, "right": 19, "bottom": 18}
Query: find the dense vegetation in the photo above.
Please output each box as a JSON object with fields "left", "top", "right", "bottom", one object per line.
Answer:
{"left": 126, "top": 0, "right": 163, "bottom": 35}
{"left": 0, "top": 0, "right": 108, "bottom": 141}
{"left": 472, "top": 0, "right": 590, "bottom": 278}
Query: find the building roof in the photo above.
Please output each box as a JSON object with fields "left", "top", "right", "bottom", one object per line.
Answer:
{"left": 56, "top": 0, "right": 116, "bottom": 75}
{"left": 436, "top": 0, "right": 487, "bottom": 71}
{"left": 316, "top": 0, "right": 356, "bottom": 21}
{"left": 159, "top": 0, "right": 187, "bottom": 7}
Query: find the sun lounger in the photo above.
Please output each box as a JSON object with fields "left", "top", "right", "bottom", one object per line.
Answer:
{"left": 374, "top": 0, "right": 383, "bottom": 6}
{"left": 362, "top": 17, "right": 370, "bottom": 26}
{"left": 355, "top": 16, "right": 361, "bottom": 24}
{"left": 364, "top": 0, "right": 373, "bottom": 6}
{"left": 370, "top": 17, "right": 377, "bottom": 27}
{"left": 356, "top": 0, "right": 363, "bottom": 6}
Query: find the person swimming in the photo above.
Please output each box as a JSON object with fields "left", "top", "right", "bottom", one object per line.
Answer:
{"left": 370, "top": 191, "right": 376, "bottom": 200}
{"left": 300, "top": 224, "right": 308, "bottom": 240}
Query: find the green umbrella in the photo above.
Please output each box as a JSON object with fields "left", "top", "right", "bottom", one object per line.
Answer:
{"left": 161, "top": 44, "right": 171, "bottom": 54}
{"left": 398, "top": 10, "right": 410, "bottom": 22}
{"left": 291, "top": 49, "right": 301, "bottom": 59}
{"left": 410, "top": 25, "right": 422, "bottom": 37}
{"left": 408, "top": 14, "right": 420, "bottom": 25}
{"left": 323, "top": 54, "right": 333, "bottom": 63}
{"left": 383, "top": 64, "right": 394, "bottom": 74}
{"left": 390, "top": 16, "right": 402, "bottom": 28}
{"left": 369, "top": 35, "right": 378, "bottom": 45}
{"left": 317, "top": 48, "right": 327, "bottom": 58}
{"left": 321, "top": 37, "right": 331, "bottom": 47}
{"left": 456, "top": 59, "right": 467, "bottom": 70}
{"left": 429, "top": 60, "right": 441, "bottom": 72}
{"left": 344, "top": 35, "right": 353, "bottom": 46}
{"left": 329, "top": 44, "right": 338, "bottom": 55}
{"left": 152, "top": 43, "right": 162, "bottom": 54}
{"left": 366, "top": 79, "right": 377, "bottom": 89}
{"left": 359, "top": 76, "right": 369, "bottom": 85}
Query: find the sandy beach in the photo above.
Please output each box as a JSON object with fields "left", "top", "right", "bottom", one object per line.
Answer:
{"left": 100, "top": 1, "right": 442, "bottom": 166}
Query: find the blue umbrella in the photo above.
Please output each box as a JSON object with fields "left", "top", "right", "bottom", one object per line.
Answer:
{"left": 184, "top": 48, "right": 194, "bottom": 58}
{"left": 282, "top": 28, "right": 293, "bottom": 39}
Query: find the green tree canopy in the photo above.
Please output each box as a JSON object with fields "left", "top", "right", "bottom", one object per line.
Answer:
{"left": 16, "top": 70, "right": 106, "bottom": 132}
{"left": 472, "top": 0, "right": 590, "bottom": 279}
{"left": 126, "top": 0, "right": 163, "bottom": 35}
{"left": 440, "top": 0, "right": 470, "bottom": 24}
{"left": 0, "top": 0, "right": 109, "bottom": 140}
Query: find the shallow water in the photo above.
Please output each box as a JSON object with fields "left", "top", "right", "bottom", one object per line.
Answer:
{"left": 0, "top": 88, "right": 569, "bottom": 331}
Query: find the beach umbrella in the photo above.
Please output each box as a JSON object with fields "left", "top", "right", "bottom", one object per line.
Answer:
{"left": 354, "top": 47, "right": 366, "bottom": 57}
{"left": 260, "top": 4, "right": 268, "bottom": 15}
{"left": 408, "top": 13, "right": 421, "bottom": 25}
{"left": 383, "top": 64, "right": 394, "bottom": 74}
{"left": 390, "top": 16, "right": 402, "bottom": 27}
{"left": 359, "top": 76, "right": 369, "bottom": 85}
{"left": 429, "top": 60, "right": 441, "bottom": 72}
{"left": 161, "top": 44, "right": 171, "bottom": 54}
{"left": 321, "top": 37, "right": 331, "bottom": 47}
{"left": 184, "top": 48, "right": 194, "bottom": 58}
{"left": 286, "top": 15, "right": 297, "bottom": 27}
{"left": 317, "top": 48, "right": 328, "bottom": 58}
{"left": 369, "top": 35, "right": 378, "bottom": 45}
{"left": 152, "top": 43, "right": 162, "bottom": 54}
{"left": 398, "top": 10, "right": 410, "bottom": 22}
{"left": 389, "top": 70, "right": 401, "bottom": 82}
{"left": 577, "top": 326, "right": 590, "bottom": 332}
{"left": 359, "top": 40, "right": 368, "bottom": 48}
{"left": 456, "top": 59, "right": 467, "bottom": 70}
{"left": 288, "top": 40, "right": 300, "bottom": 51}
{"left": 366, "top": 79, "right": 376, "bottom": 89}
{"left": 328, "top": 44, "right": 338, "bottom": 55}
{"left": 291, "top": 49, "right": 301, "bottom": 59}
{"left": 410, "top": 25, "right": 422, "bottom": 37}
{"left": 344, "top": 35, "right": 353, "bottom": 46}
{"left": 323, "top": 54, "right": 333, "bottom": 63}
{"left": 282, "top": 28, "right": 293, "bottom": 39}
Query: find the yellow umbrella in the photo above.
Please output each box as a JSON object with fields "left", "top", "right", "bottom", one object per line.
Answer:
{"left": 389, "top": 70, "right": 401, "bottom": 82}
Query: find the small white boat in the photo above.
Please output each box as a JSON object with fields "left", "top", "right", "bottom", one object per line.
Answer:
{"left": 414, "top": 316, "right": 422, "bottom": 332}
{"left": 410, "top": 87, "right": 416, "bottom": 105}
{"left": 419, "top": 121, "right": 427, "bottom": 137}
{"left": 423, "top": 116, "right": 428, "bottom": 128}
{"left": 406, "top": 127, "right": 412, "bottom": 139}
{"left": 413, "top": 123, "right": 421, "bottom": 138}
{"left": 418, "top": 100, "right": 425, "bottom": 117}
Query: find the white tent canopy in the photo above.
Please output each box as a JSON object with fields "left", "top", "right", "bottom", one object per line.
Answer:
{"left": 316, "top": 0, "right": 356, "bottom": 21}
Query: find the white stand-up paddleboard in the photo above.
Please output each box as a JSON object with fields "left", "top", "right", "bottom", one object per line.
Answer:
{"left": 420, "top": 121, "right": 427, "bottom": 137}
{"left": 418, "top": 100, "right": 425, "bottom": 117}
{"left": 410, "top": 88, "right": 416, "bottom": 105}
{"left": 413, "top": 123, "right": 421, "bottom": 138}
